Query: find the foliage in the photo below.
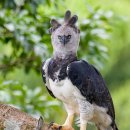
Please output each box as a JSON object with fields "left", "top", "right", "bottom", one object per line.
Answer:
{"left": 0, "top": 79, "right": 63, "bottom": 120}
{"left": 1, "top": 0, "right": 129, "bottom": 129}
{"left": 112, "top": 80, "right": 130, "bottom": 130}
{"left": 79, "top": 8, "right": 112, "bottom": 69}
{"left": 0, "top": 0, "right": 51, "bottom": 75}
{"left": 0, "top": 1, "right": 112, "bottom": 76}
{"left": 0, "top": 0, "right": 65, "bottom": 121}
{"left": 105, "top": 43, "right": 130, "bottom": 87}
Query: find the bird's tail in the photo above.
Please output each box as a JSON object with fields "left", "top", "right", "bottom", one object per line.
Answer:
{"left": 112, "top": 122, "right": 118, "bottom": 130}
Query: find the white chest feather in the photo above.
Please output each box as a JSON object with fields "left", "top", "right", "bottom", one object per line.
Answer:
{"left": 49, "top": 78, "right": 76, "bottom": 102}
{"left": 49, "top": 77, "right": 85, "bottom": 114}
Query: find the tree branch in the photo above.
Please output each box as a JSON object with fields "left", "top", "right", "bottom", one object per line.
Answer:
{"left": 0, "top": 103, "right": 50, "bottom": 130}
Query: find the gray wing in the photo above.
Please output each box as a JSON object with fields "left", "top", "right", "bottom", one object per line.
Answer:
{"left": 67, "top": 60, "right": 115, "bottom": 120}
{"left": 41, "top": 59, "right": 56, "bottom": 98}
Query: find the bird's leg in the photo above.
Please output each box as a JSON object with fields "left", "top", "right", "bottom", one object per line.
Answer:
{"left": 63, "top": 113, "right": 74, "bottom": 126}
{"left": 80, "top": 123, "right": 87, "bottom": 130}
{"left": 49, "top": 114, "right": 74, "bottom": 130}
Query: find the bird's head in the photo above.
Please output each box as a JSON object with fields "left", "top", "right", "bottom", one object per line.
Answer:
{"left": 49, "top": 10, "right": 80, "bottom": 57}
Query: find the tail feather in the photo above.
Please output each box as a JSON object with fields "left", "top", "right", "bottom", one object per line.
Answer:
{"left": 112, "top": 122, "right": 118, "bottom": 130}
{"left": 96, "top": 122, "right": 118, "bottom": 130}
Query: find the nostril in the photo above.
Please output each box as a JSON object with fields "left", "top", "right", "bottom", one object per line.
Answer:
{"left": 58, "top": 35, "right": 61, "bottom": 39}
{"left": 67, "top": 35, "right": 71, "bottom": 39}
{"left": 57, "top": 35, "right": 71, "bottom": 45}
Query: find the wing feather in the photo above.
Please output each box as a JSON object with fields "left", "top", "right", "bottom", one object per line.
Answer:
{"left": 41, "top": 59, "right": 56, "bottom": 98}
{"left": 67, "top": 60, "right": 115, "bottom": 119}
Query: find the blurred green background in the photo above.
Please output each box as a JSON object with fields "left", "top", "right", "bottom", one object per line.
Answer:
{"left": 0, "top": 0, "right": 130, "bottom": 130}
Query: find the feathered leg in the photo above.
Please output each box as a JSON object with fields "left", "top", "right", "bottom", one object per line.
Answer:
{"left": 80, "top": 123, "right": 87, "bottom": 130}
{"left": 63, "top": 114, "right": 74, "bottom": 126}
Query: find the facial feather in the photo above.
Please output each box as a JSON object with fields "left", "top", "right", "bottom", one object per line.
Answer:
{"left": 49, "top": 10, "right": 80, "bottom": 57}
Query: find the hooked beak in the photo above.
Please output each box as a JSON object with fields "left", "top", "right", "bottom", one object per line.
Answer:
{"left": 62, "top": 35, "right": 67, "bottom": 45}
{"left": 58, "top": 35, "right": 70, "bottom": 45}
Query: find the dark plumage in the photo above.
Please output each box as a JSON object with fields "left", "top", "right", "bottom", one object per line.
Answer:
{"left": 48, "top": 55, "right": 77, "bottom": 81}
{"left": 64, "top": 10, "right": 71, "bottom": 22}
{"left": 41, "top": 61, "right": 56, "bottom": 98}
{"left": 42, "top": 58, "right": 118, "bottom": 130}
{"left": 41, "top": 54, "right": 77, "bottom": 98}
{"left": 67, "top": 60, "right": 116, "bottom": 126}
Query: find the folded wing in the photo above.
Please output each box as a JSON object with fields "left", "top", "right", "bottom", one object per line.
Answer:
{"left": 67, "top": 60, "right": 115, "bottom": 120}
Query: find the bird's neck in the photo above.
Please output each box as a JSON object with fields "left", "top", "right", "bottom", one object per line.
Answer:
{"left": 53, "top": 51, "right": 77, "bottom": 61}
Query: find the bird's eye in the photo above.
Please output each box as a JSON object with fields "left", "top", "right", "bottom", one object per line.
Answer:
{"left": 67, "top": 35, "right": 71, "bottom": 39}
{"left": 58, "top": 35, "right": 61, "bottom": 39}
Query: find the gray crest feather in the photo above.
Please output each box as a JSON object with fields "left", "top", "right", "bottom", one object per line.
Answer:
{"left": 68, "top": 15, "right": 78, "bottom": 25}
{"left": 50, "top": 19, "right": 60, "bottom": 27}
{"left": 64, "top": 10, "right": 71, "bottom": 22}
{"left": 49, "top": 19, "right": 61, "bottom": 34}
{"left": 49, "top": 11, "right": 79, "bottom": 34}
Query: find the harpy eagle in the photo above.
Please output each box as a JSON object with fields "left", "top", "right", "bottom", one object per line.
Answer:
{"left": 42, "top": 10, "right": 118, "bottom": 130}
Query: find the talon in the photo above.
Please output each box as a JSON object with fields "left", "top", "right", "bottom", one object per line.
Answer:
{"left": 48, "top": 121, "right": 54, "bottom": 129}
{"left": 58, "top": 126, "right": 62, "bottom": 130}
{"left": 60, "top": 125, "right": 74, "bottom": 130}
{"left": 48, "top": 122, "right": 61, "bottom": 130}
{"left": 48, "top": 122, "right": 74, "bottom": 130}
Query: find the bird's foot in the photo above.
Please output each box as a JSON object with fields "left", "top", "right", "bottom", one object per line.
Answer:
{"left": 48, "top": 122, "right": 74, "bottom": 130}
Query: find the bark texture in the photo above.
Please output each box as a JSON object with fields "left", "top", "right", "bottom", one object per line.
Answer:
{"left": 0, "top": 103, "right": 50, "bottom": 130}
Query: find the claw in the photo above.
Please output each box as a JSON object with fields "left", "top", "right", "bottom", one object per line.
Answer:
{"left": 48, "top": 122, "right": 61, "bottom": 130}
{"left": 75, "top": 117, "right": 80, "bottom": 127}
{"left": 48, "top": 121, "right": 54, "bottom": 129}
{"left": 48, "top": 122, "right": 74, "bottom": 130}
{"left": 58, "top": 126, "right": 62, "bottom": 130}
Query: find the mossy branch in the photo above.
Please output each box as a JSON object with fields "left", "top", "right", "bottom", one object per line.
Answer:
{"left": 0, "top": 103, "right": 50, "bottom": 130}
